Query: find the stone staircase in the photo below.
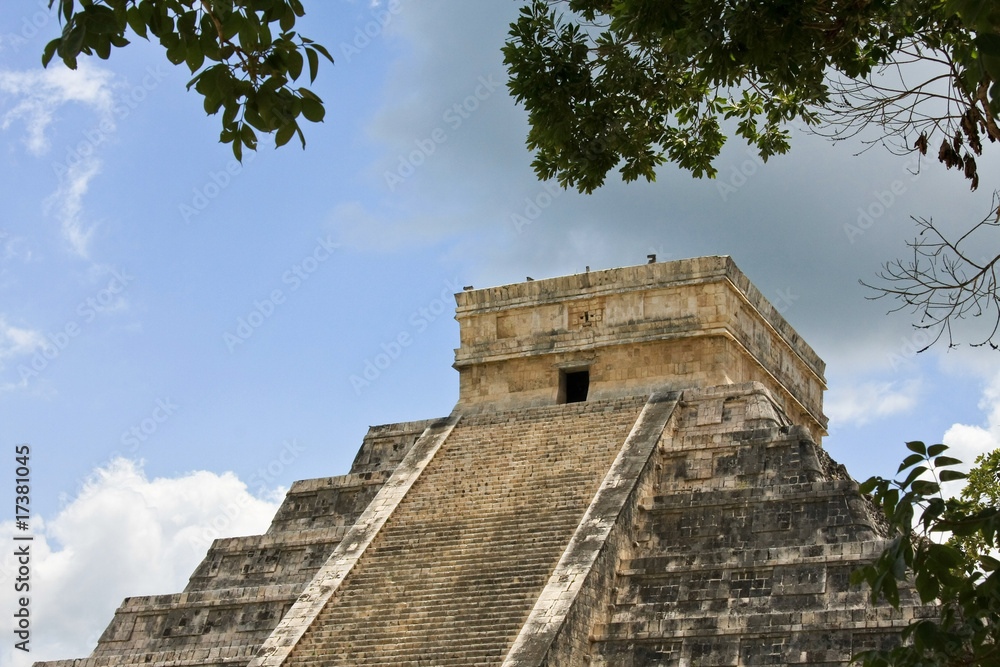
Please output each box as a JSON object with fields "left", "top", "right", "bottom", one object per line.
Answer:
{"left": 589, "top": 386, "right": 929, "bottom": 666}
{"left": 34, "top": 419, "right": 434, "bottom": 667}
{"left": 283, "top": 397, "right": 647, "bottom": 666}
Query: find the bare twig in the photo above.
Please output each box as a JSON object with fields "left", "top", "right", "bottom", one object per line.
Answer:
{"left": 863, "top": 192, "right": 1000, "bottom": 350}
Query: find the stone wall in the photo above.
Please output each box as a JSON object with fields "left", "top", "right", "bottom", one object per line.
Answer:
{"left": 586, "top": 383, "right": 929, "bottom": 666}
{"left": 453, "top": 257, "right": 826, "bottom": 440}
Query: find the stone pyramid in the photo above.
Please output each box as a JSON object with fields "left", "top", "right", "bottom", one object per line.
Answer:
{"left": 38, "top": 256, "right": 928, "bottom": 666}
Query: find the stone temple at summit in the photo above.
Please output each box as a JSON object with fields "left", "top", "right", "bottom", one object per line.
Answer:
{"left": 39, "top": 256, "right": 928, "bottom": 666}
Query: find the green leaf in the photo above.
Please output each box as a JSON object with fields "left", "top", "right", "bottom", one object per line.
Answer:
{"left": 126, "top": 6, "right": 148, "bottom": 38}
{"left": 911, "top": 480, "right": 940, "bottom": 496}
{"left": 165, "top": 40, "right": 185, "bottom": 65}
{"left": 933, "top": 456, "right": 963, "bottom": 468}
{"left": 306, "top": 47, "right": 319, "bottom": 83}
{"left": 914, "top": 569, "right": 939, "bottom": 602}
{"left": 300, "top": 96, "right": 324, "bottom": 122}
{"left": 62, "top": 22, "right": 87, "bottom": 60}
{"left": 244, "top": 106, "right": 267, "bottom": 132}
{"left": 95, "top": 36, "right": 111, "bottom": 59}
{"left": 286, "top": 48, "right": 303, "bottom": 81}
{"left": 859, "top": 477, "right": 880, "bottom": 494}
{"left": 86, "top": 6, "right": 119, "bottom": 36}
{"left": 311, "top": 42, "right": 334, "bottom": 63}
{"left": 976, "top": 33, "right": 1000, "bottom": 57}
{"left": 298, "top": 87, "right": 320, "bottom": 102}
{"left": 42, "top": 38, "right": 60, "bottom": 67}
{"left": 274, "top": 121, "right": 295, "bottom": 147}
{"left": 898, "top": 454, "right": 925, "bottom": 473}
{"left": 906, "top": 441, "right": 927, "bottom": 455}
{"left": 240, "top": 124, "right": 258, "bottom": 149}
{"left": 280, "top": 6, "right": 295, "bottom": 32}
{"left": 185, "top": 41, "right": 205, "bottom": 73}
{"left": 137, "top": 0, "right": 152, "bottom": 24}
{"left": 901, "top": 465, "right": 928, "bottom": 490}
{"left": 927, "top": 542, "right": 964, "bottom": 568}
{"left": 223, "top": 103, "right": 239, "bottom": 126}
{"left": 939, "top": 470, "right": 968, "bottom": 482}
{"left": 926, "top": 444, "right": 949, "bottom": 457}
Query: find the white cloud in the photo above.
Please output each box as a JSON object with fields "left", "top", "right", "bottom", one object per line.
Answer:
{"left": 44, "top": 157, "right": 101, "bottom": 257}
{"left": 0, "top": 317, "right": 45, "bottom": 369}
{"left": 0, "top": 458, "right": 282, "bottom": 666}
{"left": 0, "top": 62, "right": 117, "bottom": 257}
{"left": 0, "top": 232, "right": 34, "bottom": 264}
{"left": 826, "top": 378, "right": 922, "bottom": 427}
{"left": 0, "top": 62, "right": 115, "bottom": 155}
{"left": 941, "top": 372, "right": 1000, "bottom": 488}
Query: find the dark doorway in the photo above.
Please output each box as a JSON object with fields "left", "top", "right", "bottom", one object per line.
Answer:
{"left": 563, "top": 370, "right": 589, "bottom": 403}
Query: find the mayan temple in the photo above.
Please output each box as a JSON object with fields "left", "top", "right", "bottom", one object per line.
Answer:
{"left": 40, "top": 256, "right": 930, "bottom": 666}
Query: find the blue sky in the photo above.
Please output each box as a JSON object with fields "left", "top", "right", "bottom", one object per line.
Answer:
{"left": 2, "top": 1, "right": 1000, "bottom": 662}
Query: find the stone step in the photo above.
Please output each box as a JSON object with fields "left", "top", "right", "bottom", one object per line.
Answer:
{"left": 349, "top": 418, "right": 440, "bottom": 476}
{"left": 592, "top": 603, "right": 925, "bottom": 642}
{"left": 304, "top": 613, "right": 533, "bottom": 638}
{"left": 590, "top": 626, "right": 907, "bottom": 667}
{"left": 636, "top": 486, "right": 878, "bottom": 551}
{"left": 197, "top": 526, "right": 352, "bottom": 554}
{"left": 111, "top": 583, "right": 301, "bottom": 613}
{"left": 280, "top": 399, "right": 646, "bottom": 666}
{"left": 607, "top": 589, "right": 886, "bottom": 624}
{"left": 327, "top": 570, "right": 553, "bottom": 597}
{"left": 618, "top": 541, "right": 887, "bottom": 575}
{"left": 639, "top": 479, "right": 863, "bottom": 510}
{"left": 36, "top": 643, "right": 263, "bottom": 667}
{"left": 360, "top": 522, "right": 582, "bottom": 551}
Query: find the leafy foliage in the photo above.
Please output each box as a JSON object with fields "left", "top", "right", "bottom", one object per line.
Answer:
{"left": 503, "top": 0, "right": 1000, "bottom": 194}
{"left": 852, "top": 442, "right": 1000, "bottom": 666}
{"left": 952, "top": 448, "right": 1000, "bottom": 561}
{"left": 42, "top": 0, "right": 334, "bottom": 159}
